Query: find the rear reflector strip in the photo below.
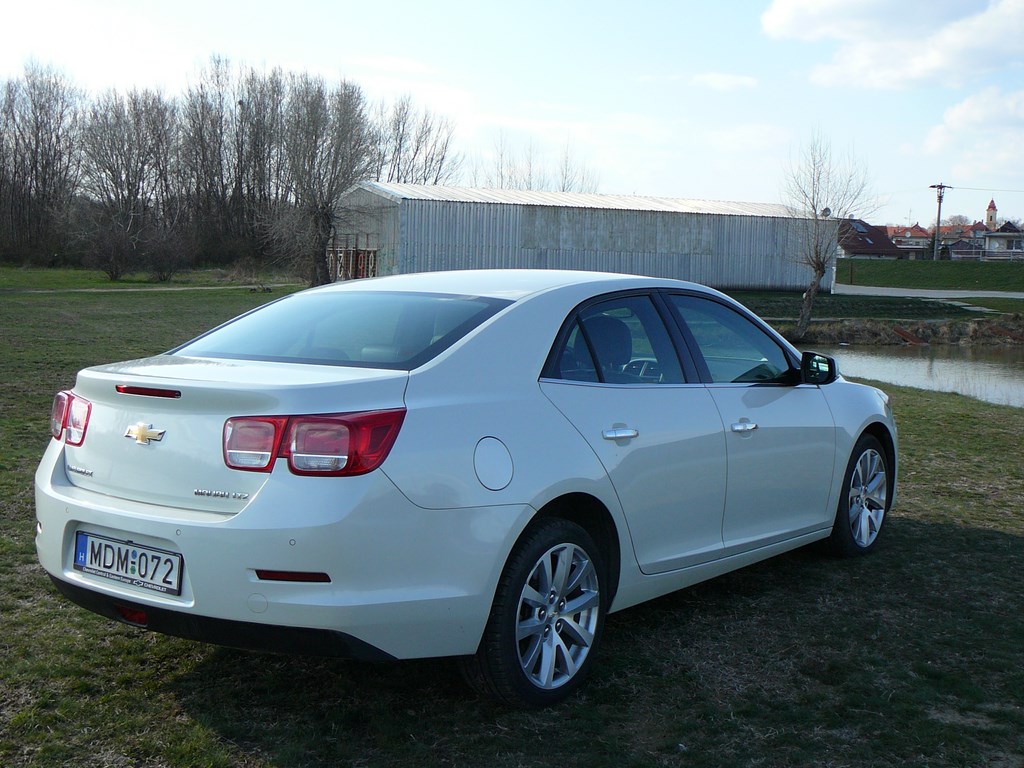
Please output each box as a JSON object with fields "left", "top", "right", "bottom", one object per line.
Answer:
{"left": 255, "top": 570, "right": 331, "bottom": 583}
{"left": 116, "top": 606, "right": 149, "bottom": 626}
{"left": 116, "top": 385, "right": 182, "bottom": 399}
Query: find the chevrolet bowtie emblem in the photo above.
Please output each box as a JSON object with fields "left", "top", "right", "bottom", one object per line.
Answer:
{"left": 124, "top": 423, "right": 166, "bottom": 445}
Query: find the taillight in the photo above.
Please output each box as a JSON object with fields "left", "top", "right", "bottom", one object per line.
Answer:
{"left": 50, "top": 391, "right": 92, "bottom": 446}
{"left": 288, "top": 419, "right": 350, "bottom": 473}
{"left": 50, "top": 392, "right": 69, "bottom": 440}
{"left": 223, "top": 417, "right": 288, "bottom": 471}
{"left": 223, "top": 409, "right": 405, "bottom": 476}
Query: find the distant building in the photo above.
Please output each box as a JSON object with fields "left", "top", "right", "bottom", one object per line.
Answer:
{"left": 333, "top": 182, "right": 828, "bottom": 291}
{"left": 935, "top": 220, "right": 988, "bottom": 244}
{"left": 947, "top": 239, "right": 984, "bottom": 259}
{"left": 984, "top": 220, "right": 1023, "bottom": 256}
{"left": 839, "top": 219, "right": 902, "bottom": 259}
{"left": 886, "top": 223, "right": 930, "bottom": 258}
{"left": 930, "top": 199, "right": 1023, "bottom": 260}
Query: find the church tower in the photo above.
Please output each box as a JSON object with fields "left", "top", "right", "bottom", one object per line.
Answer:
{"left": 986, "top": 199, "right": 998, "bottom": 230}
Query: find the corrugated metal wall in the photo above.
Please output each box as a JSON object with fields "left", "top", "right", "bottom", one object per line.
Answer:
{"left": 339, "top": 190, "right": 818, "bottom": 290}
{"left": 401, "top": 200, "right": 525, "bottom": 272}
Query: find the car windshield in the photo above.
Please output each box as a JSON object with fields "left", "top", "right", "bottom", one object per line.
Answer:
{"left": 172, "top": 290, "right": 512, "bottom": 370}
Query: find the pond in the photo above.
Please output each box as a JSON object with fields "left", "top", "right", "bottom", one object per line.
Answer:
{"left": 820, "top": 344, "right": 1024, "bottom": 408}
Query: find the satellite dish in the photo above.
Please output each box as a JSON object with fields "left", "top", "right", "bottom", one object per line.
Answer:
{"left": 820, "top": 207, "right": 832, "bottom": 218}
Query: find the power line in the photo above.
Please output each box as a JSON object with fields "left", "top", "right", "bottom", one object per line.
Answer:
{"left": 942, "top": 186, "right": 1024, "bottom": 194}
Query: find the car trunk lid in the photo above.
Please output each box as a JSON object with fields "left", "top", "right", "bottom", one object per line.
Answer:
{"left": 61, "top": 355, "right": 408, "bottom": 514}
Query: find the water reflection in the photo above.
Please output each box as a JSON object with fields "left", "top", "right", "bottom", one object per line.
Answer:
{"left": 820, "top": 345, "right": 1024, "bottom": 408}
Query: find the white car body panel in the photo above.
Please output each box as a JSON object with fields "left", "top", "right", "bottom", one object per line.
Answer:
{"left": 540, "top": 380, "right": 728, "bottom": 573}
{"left": 708, "top": 383, "right": 837, "bottom": 548}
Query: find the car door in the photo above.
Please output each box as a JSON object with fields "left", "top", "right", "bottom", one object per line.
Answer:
{"left": 539, "top": 293, "right": 728, "bottom": 574}
{"left": 666, "top": 294, "right": 837, "bottom": 552}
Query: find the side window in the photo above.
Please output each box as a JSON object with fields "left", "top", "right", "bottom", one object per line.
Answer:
{"left": 669, "top": 295, "right": 793, "bottom": 384}
{"left": 557, "top": 321, "right": 599, "bottom": 382}
{"left": 551, "top": 295, "right": 684, "bottom": 384}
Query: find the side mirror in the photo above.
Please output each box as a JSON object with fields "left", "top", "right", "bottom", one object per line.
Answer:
{"left": 801, "top": 351, "right": 838, "bottom": 386}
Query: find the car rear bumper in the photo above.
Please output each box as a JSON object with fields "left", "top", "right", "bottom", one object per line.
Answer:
{"left": 49, "top": 575, "right": 396, "bottom": 660}
{"left": 35, "top": 442, "right": 534, "bottom": 659}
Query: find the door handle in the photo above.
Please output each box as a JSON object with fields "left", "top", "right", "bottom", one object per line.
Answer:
{"left": 602, "top": 427, "right": 639, "bottom": 441}
{"left": 731, "top": 422, "right": 758, "bottom": 433}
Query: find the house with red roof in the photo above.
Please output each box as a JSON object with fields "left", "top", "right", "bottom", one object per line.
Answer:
{"left": 886, "top": 223, "right": 930, "bottom": 258}
{"left": 935, "top": 220, "right": 988, "bottom": 243}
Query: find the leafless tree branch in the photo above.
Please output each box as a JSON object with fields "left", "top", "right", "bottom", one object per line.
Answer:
{"left": 783, "top": 131, "right": 877, "bottom": 339}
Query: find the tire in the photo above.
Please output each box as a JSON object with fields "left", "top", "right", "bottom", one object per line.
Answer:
{"left": 829, "top": 434, "right": 891, "bottom": 557}
{"left": 461, "top": 518, "right": 606, "bottom": 708}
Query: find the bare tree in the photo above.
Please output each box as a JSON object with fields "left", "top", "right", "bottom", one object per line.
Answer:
{"left": 235, "top": 67, "right": 288, "bottom": 231}
{"left": 79, "top": 88, "right": 181, "bottom": 279}
{"left": 783, "top": 132, "right": 875, "bottom": 340}
{"left": 182, "top": 61, "right": 298, "bottom": 268}
{"left": 474, "top": 132, "right": 599, "bottom": 193}
{"left": 0, "top": 63, "right": 82, "bottom": 262}
{"left": 483, "top": 133, "right": 549, "bottom": 191}
{"left": 374, "top": 95, "right": 458, "bottom": 185}
{"left": 266, "top": 75, "right": 373, "bottom": 285}
{"left": 2, "top": 58, "right": 462, "bottom": 277}
{"left": 556, "top": 140, "right": 600, "bottom": 193}
{"left": 0, "top": 79, "right": 18, "bottom": 256}
{"left": 145, "top": 92, "right": 187, "bottom": 280}
{"left": 371, "top": 95, "right": 460, "bottom": 185}
{"left": 181, "top": 59, "right": 232, "bottom": 246}
{"left": 943, "top": 214, "right": 972, "bottom": 226}
{"left": 183, "top": 66, "right": 392, "bottom": 282}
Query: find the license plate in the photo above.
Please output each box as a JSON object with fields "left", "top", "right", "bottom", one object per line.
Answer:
{"left": 74, "top": 532, "right": 183, "bottom": 596}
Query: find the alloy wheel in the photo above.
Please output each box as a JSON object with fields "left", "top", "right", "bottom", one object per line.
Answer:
{"left": 515, "top": 541, "right": 601, "bottom": 690}
{"left": 848, "top": 447, "right": 888, "bottom": 548}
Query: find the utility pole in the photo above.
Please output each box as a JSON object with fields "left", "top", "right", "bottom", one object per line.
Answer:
{"left": 930, "top": 183, "right": 952, "bottom": 260}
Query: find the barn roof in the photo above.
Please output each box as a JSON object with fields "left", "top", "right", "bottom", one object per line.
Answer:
{"left": 352, "top": 182, "right": 799, "bottom": 219}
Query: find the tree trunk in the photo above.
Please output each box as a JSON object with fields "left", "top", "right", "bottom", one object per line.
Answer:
{"left": 307, "top": 208, "right": 334, "bottom": 286}
{"left": 794, "top": 268, "right": 825, "bottom": 342}
{"left": 309, "top": 248, "right": 332, "bottom": 286}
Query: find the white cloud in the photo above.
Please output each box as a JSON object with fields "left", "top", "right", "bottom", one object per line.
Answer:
{"left": 762, "top": 0, "right": 1024, "bottom": 89}
{"left": 761, "top": 0, "right": 985, "bottom": 40}
{"left": 925, "top": 87, "right": 1024, "bottom": 149}
{"left": 762, "top": 0, "right": 893, "bottom": 42}
{"left": 691, "top": 73, "right": 758, "bottom": 91}
{"left": 924, "top": 86, "right": 1024, "bottom": 181}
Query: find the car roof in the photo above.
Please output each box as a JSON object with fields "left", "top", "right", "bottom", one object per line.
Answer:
{"left": 313, "top": 269, "right": 701, "bottom": 301}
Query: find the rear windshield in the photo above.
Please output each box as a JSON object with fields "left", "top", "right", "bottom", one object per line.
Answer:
{"left": 172, "top": 290, "right": 512, "bottom": 370}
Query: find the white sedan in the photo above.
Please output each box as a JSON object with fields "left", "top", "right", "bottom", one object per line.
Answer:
{"left": 36, "top": 270, "right": 896, "bottom": 707}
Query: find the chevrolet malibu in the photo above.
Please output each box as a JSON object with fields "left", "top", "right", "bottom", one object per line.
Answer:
{"left": 36, "top": 269, "right": 896, "bottom": 707}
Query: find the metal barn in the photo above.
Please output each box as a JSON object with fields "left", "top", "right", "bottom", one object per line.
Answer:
{"left": 332, "top": 182, "right": 817, "bottom": 290}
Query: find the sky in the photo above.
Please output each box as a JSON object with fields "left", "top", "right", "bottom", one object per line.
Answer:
{"left": 3, "top": 0, "right": 1023, "bottom": 227}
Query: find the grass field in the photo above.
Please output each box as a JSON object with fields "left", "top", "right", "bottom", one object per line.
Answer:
{"left": 0, "top": 265, "right": 300, "bottom": 292}
{"left": 4, "top": 264, "right": 1018, "bottom": 319}
{"left": 835, "top": 258, "right": 1024, "bottom": 292}
{"left": 1, "top": 284, "right": 1023, "bottom": 767}
{"left": 730, "top": 290, "right": 986, "bottom": 321}
{"left": 744, "top": 257, "right": 1024, "bottom": 316}
{"left": 5, "top": 260, "right": 1023, "bottom": 297}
